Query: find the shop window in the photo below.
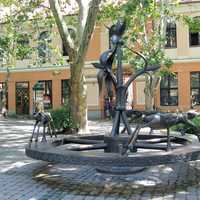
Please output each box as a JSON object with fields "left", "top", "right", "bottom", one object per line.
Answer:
{"left": 165, "top": 23, "right": 177, "bottom": 48}
{"left": 37, "top": 80, "right": 52, "bottom": 110}
{"left": 191, "top": 72, "right": 200, "bottom": 106}
{"left": 61, "top": 79, "right": 70, "bottom": 105}
{"left": 38, "top": 31, "right": 51, "bottom": 63}
{"left": 16, "top": 82, "right": 29, "bottom": 115}
{"left": 160, "top": 74, "right": 178, "bottom": 106}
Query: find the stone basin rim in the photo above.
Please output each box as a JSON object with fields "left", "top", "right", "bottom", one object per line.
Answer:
{"left": 25, "top": 134, "right": 200, "bottom": 167}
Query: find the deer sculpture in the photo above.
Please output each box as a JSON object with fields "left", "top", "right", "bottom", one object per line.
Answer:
{"left": 30, "top": 111, "right": 57, "bottom": 143}
{"left": 122, "top": 110, "right": 200, "bottom": 154}
{"left": 120, "top": 110, "right": 157, "bottom": 134}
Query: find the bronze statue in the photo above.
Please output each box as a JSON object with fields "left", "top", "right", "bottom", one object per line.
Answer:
{"left": 93, "top": 19, "right": 160, "bottom": 139}
{"left": 26, "top": 19, "right": 200, "bottom": 175}
{"left": 123, "top": 110, "right": 200, "bottom": 154}
{"left": 30, "top": 111, "right": 57, "bottom": 142}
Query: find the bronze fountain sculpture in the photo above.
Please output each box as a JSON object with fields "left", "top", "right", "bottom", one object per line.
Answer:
{"left": 26, "top": 19, "right": 200, "bottom": 174}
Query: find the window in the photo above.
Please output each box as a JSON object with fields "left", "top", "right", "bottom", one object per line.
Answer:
{"left": 17, "top": 34, "right": 30, "bottom": 60}
{"left": 189, "top": 17, "right": 200, "bottom": 46}
{"left": 62, "top": 43, "right": 68, "bottom": 56}
{"left": 38, "top": 80, "right": 52, "bottom": 110}
{"left": 191, "top": 72, "right": 200, "bottom": 106}
{"left": 190, "top": 32, "right": 200, "bottom": 46}
{"left": 62, "top": 43, "right": 70, "bottom": 62}
{"left": 38, "top": 31, "right": 51, "bottom": 63}
{"left": 165, "top": 23, "right": 177, "bottom": 48}
{"left": 61, "top": 79, "right": 70, "bottom": 105}
{"left": 160, "top": 74, "right": 178, "bottom": 106}
{"left": 0, "top": 37, "right": 8, "bottom": 62}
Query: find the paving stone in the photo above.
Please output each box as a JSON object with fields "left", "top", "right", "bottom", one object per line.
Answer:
{"left": 1, "top": 118, "right": 200, "bottom": 200}
{"left": 103, "top": 197, "right": 117, "bottom": 200}
{"left": 162, "top": 194, "right": 174, "bottom": 200}
{"left": 61, "top": 194, "right": 77, "bottom": 200}
{"left": 174, "top": 191, "right": 188, "bottom": 200}
{"left": 93, "top": 197, "right": 106, "bottom": 200}
{"left": 140, "top": 193, "right": 152, "bottom": 200}
{"left": 84, "top": 196, "right": 96, "bottom": 200}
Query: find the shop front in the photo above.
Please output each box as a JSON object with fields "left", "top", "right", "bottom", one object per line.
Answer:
{"left": 16, "top": 82, "right": 29, "bottom": 115}
{"left": 33, "top": 80, "right": 53, "bottom": 112}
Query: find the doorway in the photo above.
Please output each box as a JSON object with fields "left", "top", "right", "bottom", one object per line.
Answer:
{"left": 16, "top": 82, "right": 29, "bottom": 115}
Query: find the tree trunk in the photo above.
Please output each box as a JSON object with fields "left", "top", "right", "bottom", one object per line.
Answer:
{"left": 49, "top": 0, "right": 101, "bottom": 133}
{"left": 144, "top": 74, "right": 160, "bottom": 111}
{"left": 144, "top": 89, "right": 154, "bottom": 111}
{"left": 145, "top": 89, "right": 154, "bottom": 111}
{"left": 144, "top": 74, "right": 154, "bottom": 111}
{"left": 70, "top": 62, "right": 87, "bottom": 133}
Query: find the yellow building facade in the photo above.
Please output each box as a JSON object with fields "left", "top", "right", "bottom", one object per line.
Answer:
{"left": 0, "top": 1, "right": 200, "bottom": 118}
{"left": 0, "top": 23, "right": 105, "bottom": 119}
{"left": 134, "top": 0, "right": 200, "bottom": 112}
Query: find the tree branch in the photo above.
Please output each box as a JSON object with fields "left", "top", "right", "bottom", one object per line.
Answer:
{"left": 75, "top": 0, "right": 84, "bottom": 41}
{"left": 49, "top": 0, "right": 76, "bottom": 60}
{"left": 158, "top": 0, "right": 168, "bottom": 50}
{"left": 75, "top": 0, "right": 101, "bottom": 64}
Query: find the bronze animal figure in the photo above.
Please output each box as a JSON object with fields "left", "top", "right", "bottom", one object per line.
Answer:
{"left": 30, "top": 111, "right": 57, "bottom": 142}
{"left": 123, "top": 110, "right": 200, "bottom": 154}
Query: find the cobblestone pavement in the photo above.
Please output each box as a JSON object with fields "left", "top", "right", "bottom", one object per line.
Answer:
{"left": 1, "top": 117, "right": 200, "bottom": 200}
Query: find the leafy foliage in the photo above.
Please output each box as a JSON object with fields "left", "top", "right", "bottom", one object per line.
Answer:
{"left": 99, "top": 0, "right": 178, "bottom": 110}
{"left": 0, "top": 28, "right": 32, "bottom": 66}
{"left": 50, "top": 105, "right": 75, "bottom": 131}
{"left": 0, "top": 0, "right": 60, "bottom": 67}
{"left": 172, "top": 116, "right": 200, "bottom": 137}
{"left": 16, "top": 34, "right": 32, "bottom": 60}
{"left": 0, "top": 0, "right": 102, "bottom": 130}
{"left": 99, "top": 0, "right": 200, "bottom": 110}
{"left": 100, "top": 0, "right": 175, "bottom": 71}
{"left": 183, "top": 16, "right": 200, "bottom": 33}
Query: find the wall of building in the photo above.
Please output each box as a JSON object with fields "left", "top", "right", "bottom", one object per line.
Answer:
{"left": 0, "top": 21, "right": 103, "bottom": 118}
{"left": 155, "top": 62, "right": 200, "bottom": 112}
{"left": 1, "top": 1, "right": 200, "bottom": 118}
{"left": 0, "top": 68, "right": 69, "bottom": 114}
{"left": 133, "top": 1, "right": 200, "bottom": 112}
{"left": 0, "top": 65, "right": 101, "bottom": 118}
